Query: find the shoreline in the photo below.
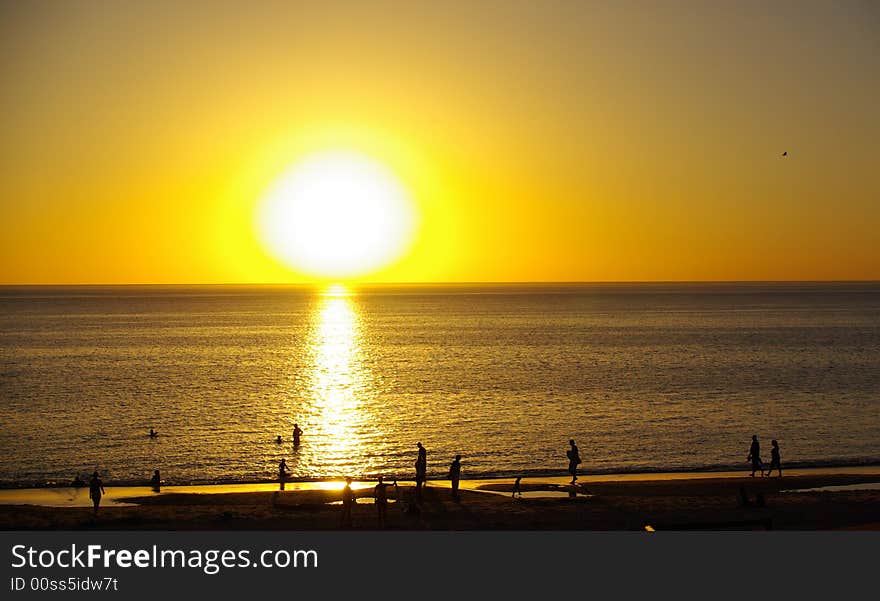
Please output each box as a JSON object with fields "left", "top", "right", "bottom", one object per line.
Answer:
{"left": 3, "top": 461, "right": 880, "bottom": 492}
{"left": 3, "top": 470, "right": 879, "bottom": 530}
{"left": 0, "top": 465, "right": 880, "bottom": 508}
{"left": 2, "top": 469, "right": 880, "bottom": 530}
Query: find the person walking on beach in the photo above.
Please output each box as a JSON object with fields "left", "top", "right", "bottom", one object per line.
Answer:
{"left": 566, "top": 439, "right": 582, "bottom": 483}
{"left": 278, "top": 458, "right": 291, "bottom": 490}
{"left": 512, "top": 476, "right": 522, "bottom": 498}
{"left": 415, "top": 442, "right": 427, "bottom": 498}
{"left": 374, "top": 476, "right": 395, "bottom": 528}
{"left": 448, "top": 455, "right": 462, "bottom": 501}
{"left": 340, "top": 477, "right": 354, "bottom": 528}
{"left": 747, "top": 435, "right": 763, "bottom": 477}
{"left": 292, "top": 424, "right": 303, "bottom": 446}
{"left": 765, "top": 439, "right": 782, "bottom": 477}
{"left": 89, "top": 471, "right": 105, "bottom": 516}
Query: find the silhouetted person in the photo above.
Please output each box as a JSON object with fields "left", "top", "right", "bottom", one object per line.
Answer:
{"left": 89, "top": 471, "right": 105, "bottom": 515}
{"left": 415, "top": 442, "right": 427, "bottom": 498}
{"left": 512, "top": 476, "right": 522, "bottom": 498}
{"left": 278, "top": 458, "right": 290, "bottom": 490}
{"left": 448, "top": 455, "right": 462, "bottom": 500}
{"left": 340, "top": 477, "right": 354, "bottom": 528}
{"left": 71, "top": 475, "right": 85, "bottom": 488}
{"left": 782, "top": 151, "right": 787, "bottom": 156}
{"left": 150, "top": 470, "right": 161, "bottom": 492}
{"left": 149, "top": 427, "right": 158, "bottom": 438}
{"left": 566, "top": 439, "right": 582, "bottom": 483}
{"left": 374, "top": 476, "right": 395, "bottom": 528}
{"left": 292, "top": 424, "right": 303, "bottom": 446}
{"left": 275, "top": 435, "right": 282, "bottom": 444}
{"left": 766, "top": 439, "right": 782, "bottom": 477}
{"left": 747, "top": 435, "right": 763, "bottom": 477}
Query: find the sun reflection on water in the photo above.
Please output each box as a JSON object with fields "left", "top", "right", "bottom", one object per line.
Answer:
{"left": 300, "top": 285, "right": 374, "bottom": 477}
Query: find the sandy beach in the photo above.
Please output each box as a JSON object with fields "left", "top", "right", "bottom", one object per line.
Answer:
{"left": 2, "top": 469, "right": 879, "bottom": 531}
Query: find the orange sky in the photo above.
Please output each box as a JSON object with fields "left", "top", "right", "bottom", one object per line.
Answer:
{"left": 1, "top": 1, "right": 878, "bottom": 284}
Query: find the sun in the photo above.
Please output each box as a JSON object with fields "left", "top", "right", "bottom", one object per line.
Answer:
{"left": 256, "top": 151, "right": 417, "bottom": 279}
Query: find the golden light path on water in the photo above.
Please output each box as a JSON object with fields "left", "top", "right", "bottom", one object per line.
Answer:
{"left": 295, "top": 285, "right": 379, "bottom": 478}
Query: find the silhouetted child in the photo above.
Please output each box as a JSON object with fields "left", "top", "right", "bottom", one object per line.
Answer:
{"left": 89, "top": 471, "right": 105, "bottom": 515}
{"left": 394, "top": 479, "right": 411, "bottom": 515}
{"left": 374, "top": 476, "right": 394, "bottom": 528}
{"left": 448, "top": 455, "right": 462, "bottom": 501}
{"left": 747, "top": 435, "right": 763, "bottom": 477}
{"left": 340, "top": 477, "right": 354, "bottom": 528}
{"left": 766, "top": 439, "right": 782, "bottom": 477}
{"left": 150, "top": 470, "right": 161, "bottom": 492}
{"left": 512, "top": 476, "right": 522, "bottom": 498}
{"left": 278, "top": 458, "right": 290, "bottom": 490}
{"left": 567, "top": 439, "right": 582, "bottom": 483}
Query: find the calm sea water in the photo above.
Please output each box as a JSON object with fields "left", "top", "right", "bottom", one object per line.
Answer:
{"left": 1, "top": 283, "right": 879, "bottom": 487}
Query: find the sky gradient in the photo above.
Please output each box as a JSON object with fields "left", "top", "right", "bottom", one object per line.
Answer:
{"left": 1, "top": 0, "right": 878, "bottom": 283}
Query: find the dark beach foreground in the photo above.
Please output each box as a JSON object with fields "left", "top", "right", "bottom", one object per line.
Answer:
{"left": 2, "top": 470, "right": 879, "bottom": 531}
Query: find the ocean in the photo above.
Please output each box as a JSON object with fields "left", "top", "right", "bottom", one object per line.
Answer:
{"left": 1, "top": 283, "right": 878, "bottom": 487}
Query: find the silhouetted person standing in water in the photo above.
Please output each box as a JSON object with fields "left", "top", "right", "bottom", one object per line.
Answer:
{"left": 150, "top": 470, "right": 161, "bottom": 492}
{"left": 340, "top": 477, "right": 354, "bottom": 528}
{"left": 278, "top": 458, "right": 290, "bottom": 490}
{"left": 415, "top": 442, "right": 427, "bottom": 499}
{"left": 89, "top": 471, "right": 105, "bottom": 515}
{"left": 747, "top": 435, "right": 763, "bottom": 477}
{"left": 567, "top": 439, "right": 582, "bottom": 483}
{"left": 448, "top": 455, "right": 462, "bottom": 501}
{"left": 374, "top": 476, "right": 395, "bottom": 528}
{"left": 292, "top": 424, "right": 303, "bottom": 447}
{"left": 766, "top": 439, "right": 782, "bottom": 477}
{"left": 149, "top": 427, "right": 158, "bottom": 438}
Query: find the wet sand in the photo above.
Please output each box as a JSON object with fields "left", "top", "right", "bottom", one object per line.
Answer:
{"left": 2, "top": 468, "right": 879, "bottom": 530}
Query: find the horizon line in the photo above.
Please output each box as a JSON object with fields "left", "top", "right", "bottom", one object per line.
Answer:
{"left": 1, "top": 279, "right": 879, "bottom": 287}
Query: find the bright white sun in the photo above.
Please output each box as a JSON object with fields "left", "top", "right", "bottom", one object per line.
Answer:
{"left": 256, "top": 151, "right": 416, "bottom": 279}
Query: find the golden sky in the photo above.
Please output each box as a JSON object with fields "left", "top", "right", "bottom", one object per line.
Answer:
{"left": 1, "top": 1, "right": 878, "bottom": 284}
